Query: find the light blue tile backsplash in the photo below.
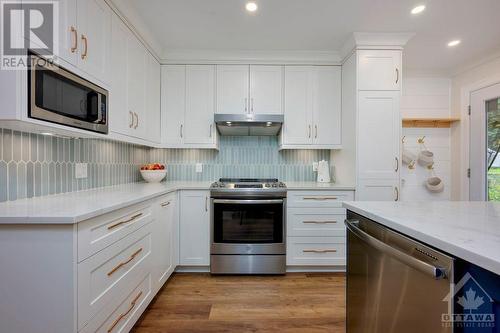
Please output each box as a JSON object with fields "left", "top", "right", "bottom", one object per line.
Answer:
{"left": 0, "top": 129, "right": 330, "bottom": 202}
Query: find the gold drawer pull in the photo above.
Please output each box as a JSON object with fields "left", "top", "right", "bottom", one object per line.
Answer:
{"left": 303, "top": 196, "right": 338, "bottom": 201}
{"left": 107, "top": 213, "right": 143, "bottom": 230}
{"left": 302, "top": 220, "right": 337, "bottom": 224}
{"left": 161, "top": 201, "right": 171, "bottom": 207}
{"left": 107, "top": 248, "right": 143, "bottom": 277}
{"left": 107, "top": 291, "right": 143, "bottom": 333}
{"left": 303, "top": 249, "right": 337, "bottom": 253}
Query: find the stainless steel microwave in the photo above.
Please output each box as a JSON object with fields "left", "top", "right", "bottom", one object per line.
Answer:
{"left": 28, "top": 53, "right": 108, "bottom": 134}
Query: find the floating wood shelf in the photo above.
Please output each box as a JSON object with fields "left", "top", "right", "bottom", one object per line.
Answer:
{"left": 402, "top": 118, "right": 460, "bottom": 128}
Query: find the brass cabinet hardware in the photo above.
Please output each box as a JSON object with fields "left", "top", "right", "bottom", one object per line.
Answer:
{"left": 394, "top": 186, "right": 399, "bottom": 201}
{"left": 244, "top": 98, "right": 247, "bottom": 113}
{"left": 107, "top": 248, "right": 143, "bottom": 277}
{"left": 302, "top": 220, "right": 337, "bottom": 224}
{"left": 70, "top": 26, "right": 78, "bottom": 53}
{"left": 129, "top": 111, "right": 134, "bottom": 128}
{"left": 251, "top": 98, "right": 254, "bottom": 112}
{"left": 205, "top": 197, "right": 208, "bottom": 212}
{"left": 315, "top": 125, "right": 318, "bottom": 139}
{"left": 308, "top": 125, "right": 311, "bottom": 138}
{"left": 81, "top": 34, "right": 88, "bottom": 59}
{"left": 395, "top": 157, "right": 399, "bottom": 172}
{"left": 133, "top": 112, "right": 138, "bottom": 129}
{"left": 396, "top": 68, "right": 399, "bottom": 84}
{"left": 209, "top": 124, "right": 212, "bottom": 138}
{"left": 302, "top": 196, "right": 338, "bottom": 201}
{"left": 161, "top": 201, "right": 170, "bottom": 207}
{"left": 107, "top": 291, "right": 143, "bottom": 332}
{"left": 180, "top": 124, "right": 183, "bottom": 138}
{"left": 303, "top": 249, "right": 337, "bottom": 253}
{"left": 107, "top": 213, "right": 143, "bottom": 230}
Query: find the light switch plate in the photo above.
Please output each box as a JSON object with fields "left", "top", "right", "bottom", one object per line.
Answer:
{"left": 312, "top": 162, "right": 319, "bottom": 172}
{"left": 195, "top": 163, "right": 203, "bottom": 173}
{"left": 75, "top": 163, "right": 88, "bottom": 179}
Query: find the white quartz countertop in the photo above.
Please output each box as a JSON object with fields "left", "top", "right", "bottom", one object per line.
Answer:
{"left": 343, "top": 201, "right": 500, "bottom": 276}
{"left": 0, "top": 181, "right": 212, "bottom": 224}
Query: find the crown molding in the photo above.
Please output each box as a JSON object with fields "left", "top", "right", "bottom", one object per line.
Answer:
{"left": 340, "top": 32, "right": 415, "bottom": 61}
{"left": 160, "top": 49, "right": 342, "bottom": 65}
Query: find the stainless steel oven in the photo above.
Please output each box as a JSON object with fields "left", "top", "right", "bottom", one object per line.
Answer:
{"left": 210, "top": 178, "right": 287, "bottom": 274}
{"left": 28, "top": 53, "right": 108, "bottom": 134}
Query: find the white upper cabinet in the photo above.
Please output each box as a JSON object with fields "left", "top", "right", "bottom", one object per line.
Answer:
{"left": 76, "top": 0, "right": 111, "bottom": 84}
{"left": 313, "top": 66, "right": 341, "bottom": 145}
{"left": 216, "top": 65, "right": 249, "bottom": 114}
{"left": 184, "top": 65, "right": 216, "bottom": 144}
{"left": 283, "top": 66, "right": 314, "bottom": 145}
{"left": 282, "top": 66, "right": 341, "bottom": 148}
{"left": 161, "top": 65, "right": 185, "bottom": 146}
{"left": 126, "top": 36, "right": 146, "bottom": 139}
{"left": 357, "top": 50, "right": 402, "bottom": 91}
{"left": 249, "top": 65, "right": 283, "bottom": 114}
{"left": 357, "top": 90, "right": 400, "bottom": 180}
{"left": 144, "top": 53, "right": 161, "bottom": 143}
{"left": 54, "top": 0, "right": 78, "bottom": 66}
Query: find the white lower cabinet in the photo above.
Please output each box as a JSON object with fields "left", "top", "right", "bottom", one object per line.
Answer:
{"left": 286, "top": 190, "right": 354, "bottom": 268}
{"left": 179, "top": 190, "right": 210, "bottom": 266}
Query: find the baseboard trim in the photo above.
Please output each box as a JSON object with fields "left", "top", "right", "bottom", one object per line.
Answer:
{"left": 175, "top": 265, "right": 346, "bottom": 273}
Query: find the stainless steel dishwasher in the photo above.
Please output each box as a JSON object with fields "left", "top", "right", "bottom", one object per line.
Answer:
{"left": 345, "top": 211, "right": 454, "bottom": 333}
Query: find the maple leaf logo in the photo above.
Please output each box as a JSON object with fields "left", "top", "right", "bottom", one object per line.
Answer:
{"left": 457, "top": 288, "right": 485, "bottom": 311}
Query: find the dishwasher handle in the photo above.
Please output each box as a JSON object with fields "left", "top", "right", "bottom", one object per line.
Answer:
{"left": 345, "top": 219, "right": 447, "bottom": 280}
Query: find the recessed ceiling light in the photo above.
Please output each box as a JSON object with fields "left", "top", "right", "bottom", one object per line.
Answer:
{"left": 40, "top": 132, "right": 55, "bottom": 136}
{"left": 411, "top": 5, "right": 426, "bottom": 15}
{"left": 245, "top": 1, "right": 258, "bottom": 12}
{"left": 447, "top": 39, "right": 461, "bottom": 47}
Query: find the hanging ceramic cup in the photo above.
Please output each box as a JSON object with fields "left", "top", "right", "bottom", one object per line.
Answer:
{"left": 426, "top": 176, "right": 444, "bottom": 193}
{"left": 418, "top": 150, "right": 434, "bottom": 167}
{"left": 402, "top": 149, "right": 417, "bottom": 165}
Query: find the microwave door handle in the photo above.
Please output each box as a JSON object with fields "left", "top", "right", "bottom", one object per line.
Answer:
{"left": 212, "top": 199, "right": 283, "bottom": 204}
{"left": 96, "top": 93, "right": 103, "bottom": 123}
{"left": 344, "top": 219, "right": 447, "bottom": 280}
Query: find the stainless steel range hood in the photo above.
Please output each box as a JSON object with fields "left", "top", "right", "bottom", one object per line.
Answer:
{"left": 214, "top": 114, "right": 284, "bottom": 136}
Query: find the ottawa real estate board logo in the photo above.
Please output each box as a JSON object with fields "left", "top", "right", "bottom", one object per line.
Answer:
{"left": 442, "top": 272, "right": 495, "bottom": 329}
{"left": 0, "top": 0, "right": 58, "bottom": 70}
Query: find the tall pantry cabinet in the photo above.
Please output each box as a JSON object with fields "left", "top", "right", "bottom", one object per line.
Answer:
{"left": 340, "top": 49, "right": 402, "bottom": 201}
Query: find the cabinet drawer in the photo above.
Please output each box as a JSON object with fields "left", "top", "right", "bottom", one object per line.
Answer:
{"left": 287, "top": 208, "right": 346, "bottom": 237}
{"left": 287, "top": 236, "right": 346, "bottom": 266}
{"left": 287, "top": 190, "right": 354, "bottom": 208}
{"left": 78, "top": 224, "right": 152, "bottom": 330}
{"left": 78, "top": 201, "right": 153, "bottom": 262}
{"left": 80, "top": 273, "right": 152, "bottom": 333}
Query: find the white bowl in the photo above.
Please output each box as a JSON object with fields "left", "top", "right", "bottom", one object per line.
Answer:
{"left": 140, "top": 170, "right": 167, "bottom": 183}
{"left": 425, "top": 176, "right": 444, "bottom": 193}
{"left": 418, "top": 150, "right": 434, "bottom": 167}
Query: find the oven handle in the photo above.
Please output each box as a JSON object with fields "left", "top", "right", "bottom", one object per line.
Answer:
{"left": 212, "top": 199, "right": 283, "bottom": 204}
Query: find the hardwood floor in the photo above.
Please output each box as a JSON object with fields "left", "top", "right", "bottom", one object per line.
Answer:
{"left": 132, "top": 273, "right": 346, "bottom": 333}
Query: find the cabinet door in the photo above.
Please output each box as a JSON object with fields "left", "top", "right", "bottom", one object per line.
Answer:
{"left": 283, "top": 66, "right": 313, "bottom": 145}
{"left": 109, "top": 15, "right": 131, "bottom": 136}
{"left": 161, "top": 65, "right": 185, "bottom": 145}
{"left": 184, "top": 65, "right": 215, "bottom": 145}
{"left": 179, "top": 191, "right": 210, "bottom": 266}
{"left": 357, "top": 91, "right": 400, "bottom": 180}
{"left": 357, "top": 50, "right": 402, "bottom": 91}
{"left": 249, "top": 65, "right": 283, "bottom": 114}
{"left": 216, "top": 65, "right": 249, "bottom": 114}
{"left": 313, "top": 66, "right": 342, "bottom": 146}
{"left": 356, "top": 179, "right": 399, "bottom": 201}
{"left": 126, "top": 36, "right": 146, "bottom": 139}
{"left": 153, "top": 194, "right": 176, "bottom": 291}
{"left": 77, "top": 0, "right": 111, "bottom": 84}
{"left": 144, "top": 53, "right": 161, "bottom": 143}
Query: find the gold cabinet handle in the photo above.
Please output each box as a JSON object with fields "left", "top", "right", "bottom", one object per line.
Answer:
{"left": 394, "top": 186, "right": 399, "bottom": 201}
{"left": 107, "top": 248, "right": 143, "bottom": 277}
{"left": 161, "top": 201, "right": 170, "bottom": 207}
{"left": 395, "top": 157, "right": 399, "bottom": 172}
{"left": 251, "top": 98, "right": 254, "bottom": 112}
{"left": 81, "top": 34, "right": 88, "bottom": 59}
{"left": 244, "top": 98, "right": 248, "bottom": 113}
{"left": 303, "top": 196, "right": 338, "bottom": 201}
{"left": 107, "top": 291, "right": 143, "bottom": 333}
{"left": 128, "top": 111, "right": 134, "bottom": 128}
{"left": 302, "top": 220, "right": 337, "bottom": 224}
{"left": 303, "top": 249, "right": 337, "bottom": 253}
{"left": 107, "top": 213, "right": 143, "bottom": 230}
{"left": 396, "top": 68, "right": 399, "bottom": 84}
{"left": 315, "top": 125, "right": 318, "bottom": 139}
{"left": 70, "top": 26, "right": 77, "bottom": 53}
{"left": 209, "top": 124, "right": 213, "bottom": 138}
{"left": 180, "top": 124, "right": 183, "bottom": 138}
{"left": 133, "top": 112, "right": 139, "bottom": 129}
{"left": 308, "top": 125, "right": 311, "bottom": 138}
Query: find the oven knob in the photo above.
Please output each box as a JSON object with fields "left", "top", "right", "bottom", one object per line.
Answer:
{"left": 220, "top": 183, "right": 225, "bottom": 187}
{"left": 265, "top": 183, "right": 270, "bottom": 188}
{"left": 272, "top": 183, "right": 278, "bottom": 187}
{"left": 279, "top": 183, "right": 286, "bottom": 187}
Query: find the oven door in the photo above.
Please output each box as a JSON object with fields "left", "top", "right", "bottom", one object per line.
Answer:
{"left": 211, "top": 198, "right": 286, "bottom": 255}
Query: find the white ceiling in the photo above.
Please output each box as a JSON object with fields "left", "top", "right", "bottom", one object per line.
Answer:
{"left": 115, "top": 0, "right": 500, "bottom": 74}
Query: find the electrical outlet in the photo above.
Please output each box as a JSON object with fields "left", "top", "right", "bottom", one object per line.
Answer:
{"left": 312, "top": 162, "right": 319, "bottom": 172}
{"left": 75, "top": 163, "right": 88, "bottom": 179}
{"left": 195, "top": 163, "right": 203, "bottom": 173}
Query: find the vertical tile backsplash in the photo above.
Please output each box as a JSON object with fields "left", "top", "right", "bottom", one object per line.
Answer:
{"left": 0, "top": 130, "right": 330, "bottom": 202}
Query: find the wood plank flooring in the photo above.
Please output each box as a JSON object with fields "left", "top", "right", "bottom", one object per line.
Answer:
{"left": 131, "top": 273, "right": 346, "bottom": 333}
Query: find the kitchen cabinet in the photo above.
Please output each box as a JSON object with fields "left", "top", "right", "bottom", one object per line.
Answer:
{"left": 143, "top": 52, "right": 161, "bottom": 143}
{"left": 127, "top": 36, "right": 146, "bottom": 138}
{"left": 179, "top": 190, "right": 210, "bottom": 266}
{"left": 357, "top": 50, "right": 402, "bottom": 91}
{"left": 215, "top": 65, "right": 283, "bottom": 115}
{"left": 161, "top": 65, "right": 217, "bottom": 148}
{"left": 281, "top": 66, "right": 341, "bottom": 149}
{"left": 356, "top": 179, "right": 399, "bottom": 201}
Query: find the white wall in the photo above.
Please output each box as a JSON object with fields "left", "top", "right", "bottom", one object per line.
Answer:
{"left": 400, "top": 78, "right": 452, "bottom": 200}
{"left": 450, "top": 54, "right": 500, "bottom": 200}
